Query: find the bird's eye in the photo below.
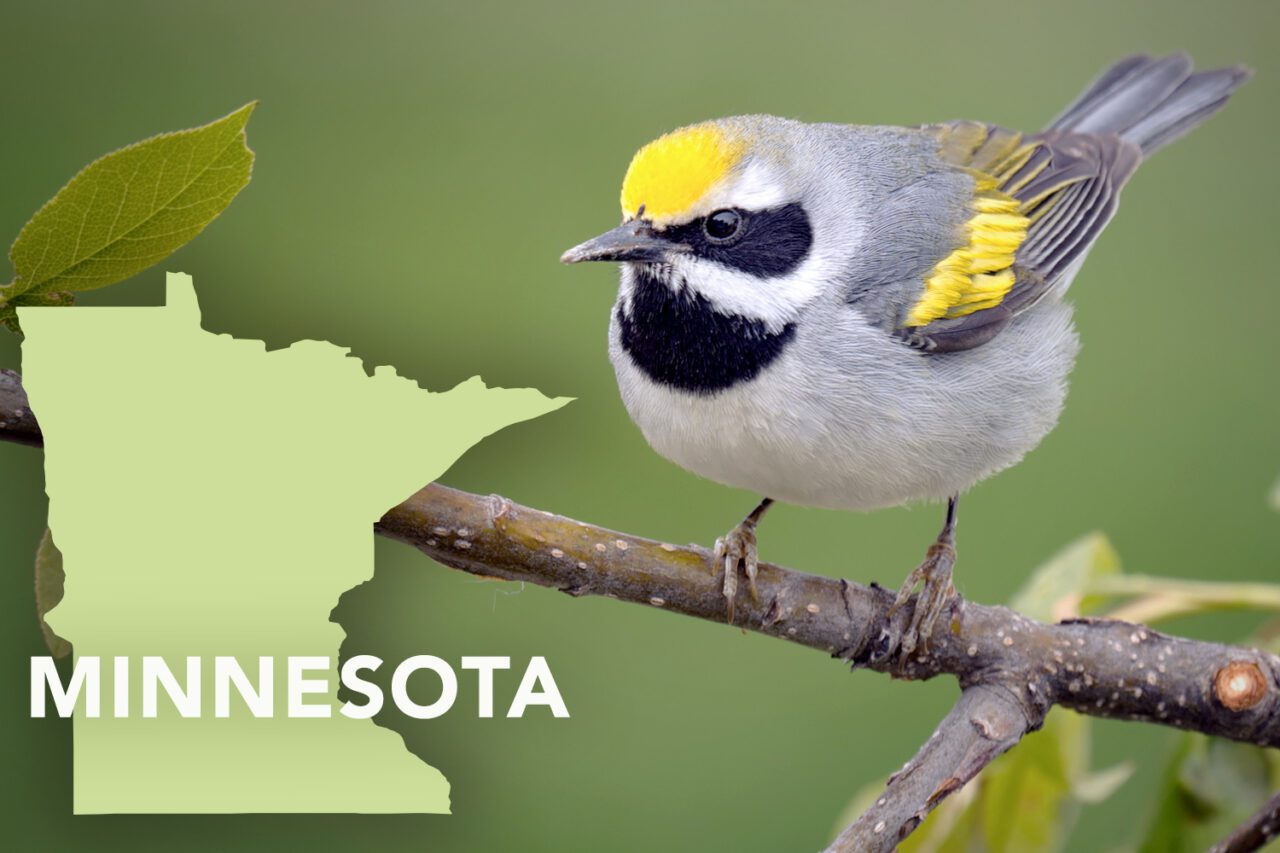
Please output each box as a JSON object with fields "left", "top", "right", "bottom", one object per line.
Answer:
{"left": 703, "top": 209, "right": 743, "bottom": 243}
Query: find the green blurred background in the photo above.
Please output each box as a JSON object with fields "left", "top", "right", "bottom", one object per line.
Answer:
{"left": 1, "top": 1, "right": 1276, "bottom": 850}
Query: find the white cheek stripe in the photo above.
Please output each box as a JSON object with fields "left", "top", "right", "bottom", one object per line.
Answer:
{"left": 665, "top": 250, "right": 836, "bottom": 333}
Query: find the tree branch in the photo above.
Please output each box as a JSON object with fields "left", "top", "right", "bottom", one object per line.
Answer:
{"left": 825, "top": 684, "right": 1032, "bottom": 853}
{"left": 0, "top": 369, "right": 42, "bottom": 447}
{"left": 3, "top": 370, "right": 1278, "bottom": 849}
{"left": 377, "top": 484, "right": 1280, "bottom": 747}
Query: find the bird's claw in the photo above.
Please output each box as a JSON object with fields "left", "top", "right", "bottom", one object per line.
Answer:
{"left": 890, "top": 541, "right": 957, "bottom": 659}
{"left": 889, "top": 497, "right": 960, "bottom": 660}
{"left": 714, "top": 520, "right": 760, "bottom": 623}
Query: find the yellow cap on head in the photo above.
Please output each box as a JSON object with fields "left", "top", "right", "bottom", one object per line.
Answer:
{"left": 620, "top": 123, "right": 744, "bottom": 226}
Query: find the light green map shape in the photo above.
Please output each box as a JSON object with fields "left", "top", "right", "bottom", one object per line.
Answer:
{"left": 19, "top": 273, "right": 569, "bottom": 813}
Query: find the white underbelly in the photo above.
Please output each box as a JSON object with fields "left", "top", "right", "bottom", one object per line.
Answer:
{"left": 608, "top": 301, "right": 1078, "bottom": 511}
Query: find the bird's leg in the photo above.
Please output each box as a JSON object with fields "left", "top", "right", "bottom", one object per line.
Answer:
{"left": 891, "top": 497, "right": 959, "bottom": 658}
{"left": 713, "top": 497, "right": 774, "bottom": 623}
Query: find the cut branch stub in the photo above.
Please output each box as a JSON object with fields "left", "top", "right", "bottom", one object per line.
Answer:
{"left": 1215, "top": 660, "right": 1270, "bottom": 713}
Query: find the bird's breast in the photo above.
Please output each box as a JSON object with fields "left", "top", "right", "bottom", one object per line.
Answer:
{"left": 608, "top": 297, "right": 1080, "bottom": 511}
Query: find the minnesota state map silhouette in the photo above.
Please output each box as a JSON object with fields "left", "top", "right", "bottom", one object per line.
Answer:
{"left": 20, "top": 273, "right": 568, "bottom": 813}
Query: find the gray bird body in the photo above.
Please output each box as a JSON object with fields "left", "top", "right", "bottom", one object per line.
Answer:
{"left": 575, "top": 55, "right": 1249, "bottom": 514}
{"left": 610, "top": 276, "right": 1077, "bottom": 510}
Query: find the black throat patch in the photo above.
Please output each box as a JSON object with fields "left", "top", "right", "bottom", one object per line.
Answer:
{"left": 618, "top": 267, "right": 796, "bottom": 395}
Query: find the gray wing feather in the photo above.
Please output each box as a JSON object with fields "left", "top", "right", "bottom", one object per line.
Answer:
{"left": 1050, "top": 53, "right": 1251, "bottom": 155}
{"left": 1017, "top": 135, "right": 1136, "bottom": 286}
{"left": 909, "top": 54, "right": 1248, "bottom": 354}
{"left": 1048, "top": 54, "right": 1154, "bottom": 129}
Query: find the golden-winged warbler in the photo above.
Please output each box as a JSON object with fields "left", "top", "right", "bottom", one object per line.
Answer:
{"left": 563, "top": 54, "right": 1250, "bottom": 654}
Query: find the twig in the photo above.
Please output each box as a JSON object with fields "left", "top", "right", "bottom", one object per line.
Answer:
{"left": 825, "top": 685, "right": 1032, "bottom": 853}
{"left": 1211, "top": 789, "right": 1280, "bottom": 853}
{"left": 1092, "top": 574, "right": 1280, "bottom": 625}
{"left": 3, "top": 370, "right": 1278, "bottom": 849}
{"left": 0, "top": 369, "right": 42, "bottom": 447}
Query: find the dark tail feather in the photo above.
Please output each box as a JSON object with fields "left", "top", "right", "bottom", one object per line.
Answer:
{"left": 1048, "top": 53, "right": 1252, "bottom": 156}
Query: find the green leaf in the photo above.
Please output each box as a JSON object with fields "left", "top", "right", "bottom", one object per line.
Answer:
{"left": 1136, "top": 735, "right": 1275, "bottom": 852}
{"left": 0, "top": 102, "right": 255, "bottom": 323}
{"left": 1010, "top": 532, "right": 1121, "bottom": 623}
{"left": 0, "top": 290, "right": 73, "bottom": 333}
{"left": 33, "top": 528, "right": 71, "bottom": 658}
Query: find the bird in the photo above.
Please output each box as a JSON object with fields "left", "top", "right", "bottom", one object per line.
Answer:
{"left": 561, "top": 54, "right": 1251, "bottom": 656}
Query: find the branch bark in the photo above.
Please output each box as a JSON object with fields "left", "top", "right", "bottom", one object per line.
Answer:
{"left": 825, "top": 684, "right": 1032, "bottom": 852}
{"left": 379, "top": 485, "right": 1280, "bottom": 749}
{"left": 3, "top": 369, "right": 1278, "bottom": 850}
{"left": 0, "top": 369, "right": 42, "bottom": 447}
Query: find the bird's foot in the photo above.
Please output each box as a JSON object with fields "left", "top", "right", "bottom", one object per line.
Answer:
{"left": 889, "top": 498, "right": 959, "bottom": 659}
{"left": 713, "top": 498, "right": 773, "bottom": 623}
{"left": 890, "top": 541, "right": 957, "bottom": 659}
{"left": 714, "top": 525, "right": 757, "bottom": 624}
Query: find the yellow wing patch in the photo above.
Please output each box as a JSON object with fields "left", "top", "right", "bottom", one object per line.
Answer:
{"left": 620, "top": 123, "right": 743, "bottom": 226}
{"left": 904, "top": 181, "right": 1029, "bottom": 326}
{"left": 905, "top": 123, "right": 1045, "bottom": 327}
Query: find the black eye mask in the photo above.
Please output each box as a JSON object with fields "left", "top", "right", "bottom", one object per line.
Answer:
{"left": 661, "top": 203, "right": 813, "bottom": 278}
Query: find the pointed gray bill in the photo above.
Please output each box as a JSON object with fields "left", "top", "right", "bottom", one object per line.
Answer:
{"left": 560, "top": 221, "right": 686, "bottom": 264}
